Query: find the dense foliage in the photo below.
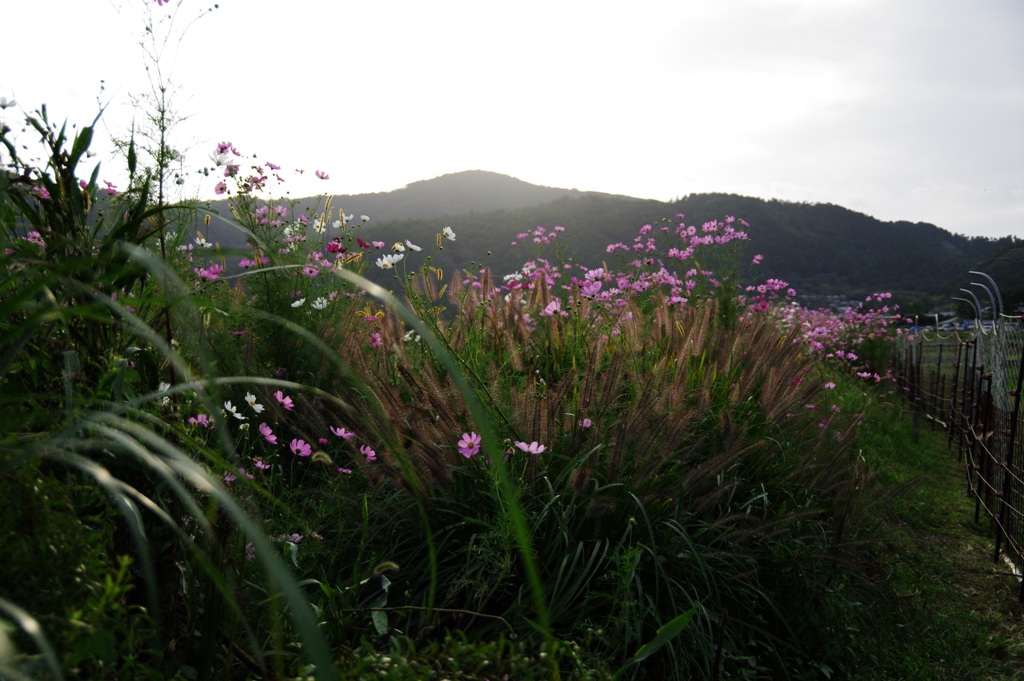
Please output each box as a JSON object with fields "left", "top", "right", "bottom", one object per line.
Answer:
{"left": 0, "top": 98, "right": 932, "bottom": 679}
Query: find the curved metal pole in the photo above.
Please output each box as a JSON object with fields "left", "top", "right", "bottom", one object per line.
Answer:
{"left": 969, "top": 270, "right": 1004, "bottom": 317}
{"left": 952, "top": 296, "right": 980, "bottom": 329}
{"left": 971, "top": 280, "right": 1010, "bottom": 397}
{"left": 970, "top": 281, "right": 998, "bottom": 326}
{"left": 959, "top": 289, "right": 984, "bottom": 328}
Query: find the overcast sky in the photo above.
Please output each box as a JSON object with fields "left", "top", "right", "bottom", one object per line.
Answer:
{"left": 3, "top": 0, "right": 1022, "bottom": 238}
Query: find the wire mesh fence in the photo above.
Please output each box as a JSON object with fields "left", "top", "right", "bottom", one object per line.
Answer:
{"left": 894, "top": 309, "right": 1024, "bottom": 602}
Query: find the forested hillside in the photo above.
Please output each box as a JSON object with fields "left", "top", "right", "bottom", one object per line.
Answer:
{"left": 199, "top": 171, "right": 1016, "bottom": 305}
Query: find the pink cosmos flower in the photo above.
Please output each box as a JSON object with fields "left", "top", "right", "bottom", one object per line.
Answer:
{"left": 369, "top": 332, "right": 383, "bottom": 349}
{"left": 514, "top": 441, "right": 547, "bottom": 455}
{"left": 259, "top": 422, "right": 278, "bottom": 444}
{"left": 290, "top": 438, "right": 312, "bottom": 457}
{"left": 274, "top": 390, "right": 294, "bottom": 410}
{"left": 360, "top": 445, "right": 377, "bottom": 462}
{"left": 315, "top": 170, "right": 329, "bottom": 180}
{"left": 330, "top": 426, "right": 356, "bottom": 440}
{"left": 580, "top": 418, "right": 593, "bottom": 429}
{"left": 254, "top": 458, "right": 271, "bottom": 470}
{"left": 540, "top": 300, "right": 561, "bottom": 317}
{"left": 457, "top": 432, "right": 481, "bottom": 458}
{"left": 194, "top": 263, "right": 224, "bottom": 281}
{"left": 188, "top": 413, "right": 213, "bottom": 429}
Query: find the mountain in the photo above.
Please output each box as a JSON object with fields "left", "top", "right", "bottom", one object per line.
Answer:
{"left": 322, "top": 170, "right": 593, "bottom": 222}
{"left": 198, "top": 171, "right": 1017, "bottom": 308}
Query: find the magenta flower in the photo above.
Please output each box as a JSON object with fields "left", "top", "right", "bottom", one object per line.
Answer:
{"left": 369, "top": 332, "right": 383, "bottom": 349}
{"left": 194, "top": 263, "right": 224, "bottom": 281}
{"left": 290, "top": 438, "right": 312, "bottom": 457}
{"left": 360, "top": 445, "right": 377, "bottom": 462}
{"left": 457, "top": 432, "right": 481, "bottom": 459}
{"left": 514, "top": 440, "right": 547, "bottom": 455}
{"left": 254, "top": 458, "right": 271, "bottom": 470}
{"left": 259, "top": 422, "right": 278, "bottom": 444}
{"left": 274, "top": 390, "right": 294, "bottom": 410}
{"left": 188, "top": 413, "right": 214, "bottom": 429}
{"left": 330, "top": 426, "right": 356, "bottom": 440}
{"left": 214, "top": 181, "right": 228, "bottom": 195}
{"left": 580, "top": 418, "right": 593, "bottom": 429}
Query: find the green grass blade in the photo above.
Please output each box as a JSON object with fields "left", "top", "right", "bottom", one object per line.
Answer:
{"left": 0, "top": 597, "right": 64, "bottom": 681}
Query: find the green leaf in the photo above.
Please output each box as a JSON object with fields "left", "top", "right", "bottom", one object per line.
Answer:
{"left": 614, "top": 608, "right": 696, "bottom": 679}
{"left": 70, "top": 125, "right": 94, "bottom": 167}
{"left": 127, "top": 135, "right": 137, "bottom": 178}
{"left": 0, "top": 597, "right": 64, "bottom": 681}
{"left": 370, "top": 611, "right": 389, "bottom": 636}
{"left": 62, "top": 350, "right": 80, "bottom": 416}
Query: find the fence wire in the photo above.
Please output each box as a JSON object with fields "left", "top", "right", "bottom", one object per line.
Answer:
{"left": 895, "top": 311, "right": 1024, "bottom": 602}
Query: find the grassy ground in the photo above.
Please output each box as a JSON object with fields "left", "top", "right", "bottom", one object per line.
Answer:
{"left": 847, "top": 391, "right": 1024, "bottom": 681}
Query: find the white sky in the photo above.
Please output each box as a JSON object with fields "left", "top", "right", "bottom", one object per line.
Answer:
{"left": 3, "top": 0, "right": 1023, "bottom": 238}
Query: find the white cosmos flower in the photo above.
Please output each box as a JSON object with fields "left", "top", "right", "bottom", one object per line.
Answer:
{"left": 224, "top": 401, "right": 247, "bottom": 420}
{"left": 405, "top": 239, "right": 422, "bottom": 251}
{"left": 391, "top": 242, "right": 406, "bottom": 253}
{"left": 442, "top": 226, "right": 456, "bottom": 241}
{"left": 312, "top": 296, "right": 329, "bottom": 310}
{"left": 291, "top": 298, "right": 306, "bottom": 308}
{"left": 376, "top": 253, "right": 404, "bottom": 269}
{"left": 360, "top": 215, "right": 370, "bottom": 222}
{"left": 244, "top": 392, "right": 265, "bottom": 413}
